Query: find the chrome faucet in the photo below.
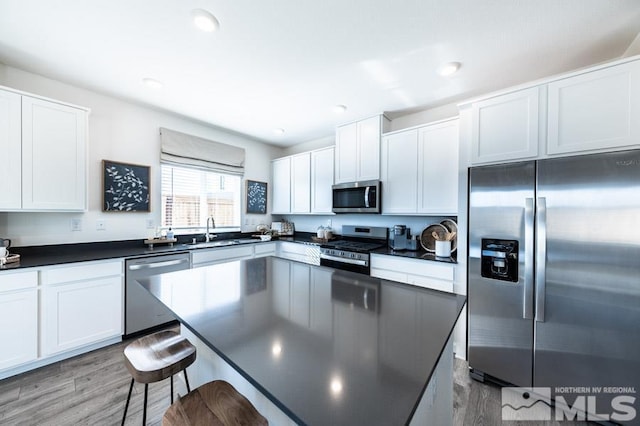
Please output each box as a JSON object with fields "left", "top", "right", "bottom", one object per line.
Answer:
{"left": 205, "top": 216, "right": 216, "bottom": 242}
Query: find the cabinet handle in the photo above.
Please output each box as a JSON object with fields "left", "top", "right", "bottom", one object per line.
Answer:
{"left": 128, "top": 259, "right": 189, "bottom": 270}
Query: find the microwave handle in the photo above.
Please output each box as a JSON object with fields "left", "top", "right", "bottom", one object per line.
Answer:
{"left": 364, "top": 186, "right": 370, "bottom": 208}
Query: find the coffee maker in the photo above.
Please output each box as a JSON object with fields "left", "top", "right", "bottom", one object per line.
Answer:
{"left": 389, "top": 225, "right": 410, "bottom": 250}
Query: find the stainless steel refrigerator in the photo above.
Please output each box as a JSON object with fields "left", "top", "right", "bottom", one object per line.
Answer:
{"left": 468, "top": 149, "right": 640, "bottom": 421}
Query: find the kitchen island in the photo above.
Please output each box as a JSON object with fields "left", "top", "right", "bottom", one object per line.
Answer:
{"left": 137, "top": 256, "right": 465, "bottom": 425}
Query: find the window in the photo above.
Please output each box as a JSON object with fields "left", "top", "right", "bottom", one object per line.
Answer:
{"left": 161, "top": 164, "right": 241, "bottom": 231}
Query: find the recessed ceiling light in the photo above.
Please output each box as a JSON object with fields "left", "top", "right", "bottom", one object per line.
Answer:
{"left": 142, "top": 78, "right": 163, "bottom": 89}
{"left": 274, "top": 128, "right": 285, "bottom": 135}
{"left": 191, "top": 9, "right": 220, "bottom": 32}
{"left": 333, "top": 104, "right": 347, "bottom": 113}
{"left": 438, "top": 62, "right": 461, "bottom": 77}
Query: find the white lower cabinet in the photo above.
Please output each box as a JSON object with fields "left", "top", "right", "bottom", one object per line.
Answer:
{"left": 275, "top": 241, "right": 320, "bottom": 265}
{"left": 370, "top": 254, "right": 455, "bottom": 293}
{"left": 254, "top": 242, "right": 277, "bottom": 257}
{"left": 0, "top": 271, "right": 38, "bottom": 370}
{"left": 191, "top": 245, "right": 255, "bottom": 267}
{"left": 40, "top": 260, "right": 123, "bottom": 356}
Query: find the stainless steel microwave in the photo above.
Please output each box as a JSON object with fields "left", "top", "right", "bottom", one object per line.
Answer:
{"left": 332, "top": 180, "right": 381, "bottom": 213}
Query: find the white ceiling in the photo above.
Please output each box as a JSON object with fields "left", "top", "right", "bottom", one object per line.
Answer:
{"left": 0, "top": 1, "right": 639, "bottom": 147}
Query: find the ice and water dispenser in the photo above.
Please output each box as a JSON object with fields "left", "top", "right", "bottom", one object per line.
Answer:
{"left": 481, "top": 239, "right": 519, "bottom": 282}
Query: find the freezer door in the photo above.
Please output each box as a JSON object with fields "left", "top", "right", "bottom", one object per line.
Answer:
{"left": 468, "top": 161, "right": 535, "bottom": 386}
{"left": 535, "top": 150, "right": 640, "bottom": 415}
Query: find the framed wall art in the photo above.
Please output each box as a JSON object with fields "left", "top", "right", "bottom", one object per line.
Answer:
{"left": 103, "top": 160, "right": 150, "bottom": 212}
{"left": 246, "top": 180, "right": 267, "bottom": 214}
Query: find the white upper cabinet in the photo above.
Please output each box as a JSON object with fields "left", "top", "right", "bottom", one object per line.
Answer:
{"left": 335, "top": 114, "right": 390, "bottom": 183}
{"left": 22, "top": 97, "right": 87, "bottom": 211}
{"left": 0, "top": 86, "right": 88, "bottom": 212}
{"left": 417, "top": 119, "right": 459, "bottom": 214}
{"left": 310, "top": 146, "right": 334, "bottom": 214}
{"left": 381, "top": 129, "right": 418, "bottom": 214}
{"left": 271, "top": 156, "right": 291, "bottom": 214}
{"left": 272, "top": 147, "right": 334, "bottom": 215}
{"left": 291, "top": 152, "right": 311, "bottom": 213}
{"left": 470, "top": 87, "right": 541, "bottom": 165}
{"left": 381, "top": 119, "right": 459, "bottom": 215}
{"left": 547, "top": 60, "right": 640, "bottom": 155}
{"left": 0, "top": 89, "right": 22, "bottom": 210}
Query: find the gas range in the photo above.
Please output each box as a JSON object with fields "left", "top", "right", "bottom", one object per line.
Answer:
{"left": 319, "top": 225, "right": 387, "bottom": 274}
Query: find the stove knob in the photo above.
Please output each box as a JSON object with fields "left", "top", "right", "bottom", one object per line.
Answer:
{"left": 340, "top": 251, "right": 345, "bottom": 257}
{"left": 350, "top": 253, "right": 356, "bottom": 258}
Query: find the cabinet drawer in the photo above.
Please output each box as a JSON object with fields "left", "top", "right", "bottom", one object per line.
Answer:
{"left": 192, "top": 245, "right": 253, "bottom": 265}
{"left": 254, "top": 242, "right": 276, "bottom": 255}
{"left": 0, "top": 270, "right": 38, "bottom": 292}
{"left": 41, "top": 260, "right": 123, "bottom": 285}
{"left": 370, "top": 267, "right": 407, "bottom": 283}
{"left": 371, "top": 254, "right": 455, "bottom": 282}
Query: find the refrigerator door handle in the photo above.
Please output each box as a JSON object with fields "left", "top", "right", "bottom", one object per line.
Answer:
{"left": 535, "top": 197, "right": 547, "bottom": 322}
{"left": 523, "top": 197, "right": 535, "bottom": 319}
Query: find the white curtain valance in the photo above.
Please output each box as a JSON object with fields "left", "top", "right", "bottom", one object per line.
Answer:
{"left": 160, "top": 127, "right": 245, "bottom": 175}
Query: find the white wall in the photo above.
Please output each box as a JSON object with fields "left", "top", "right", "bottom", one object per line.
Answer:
{"left": 280, "top": 135, "right": 334, "bottom": 157}
{"left": 0, "top": 64, "right": 285, "bottom": 246}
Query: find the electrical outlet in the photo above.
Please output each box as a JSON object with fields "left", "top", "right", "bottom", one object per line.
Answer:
{"left": 326, "top": 219, "right": 332, "bottom": 227}
{"left": 96, "top": 220, "right": 106, "bottom": 231}
{"left": 146, "top": 219, "right": 154, "bottom": 229}
{"left": 70, "top": 218, "right": 82, "bottom": 232}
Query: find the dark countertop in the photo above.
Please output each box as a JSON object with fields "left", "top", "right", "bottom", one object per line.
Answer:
{"left": 0, "top": 233, "right": 274, "bottom": 271}
{"left": 138, "top": 257, "right": 466, "bottom": 425}
{"left": 373, "top": 246, "right": 458, "bottom": 264}
{"left": 0, "top": 231, "right": 454, "bottom": 271}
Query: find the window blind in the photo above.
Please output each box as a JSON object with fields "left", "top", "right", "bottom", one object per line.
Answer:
{"left": 160, "top": 127, "right": 245, "bottom": 175}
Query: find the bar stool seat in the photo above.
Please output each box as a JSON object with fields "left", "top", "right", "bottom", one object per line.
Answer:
{"left": 122, "top": 330, "right": 196, "bottom": 425}
{"left": 163, "top": 380, "right": 268, "bottom": 426}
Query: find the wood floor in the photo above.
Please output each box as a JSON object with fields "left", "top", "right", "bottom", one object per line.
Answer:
{"left": 1, "top": 330, "right": 595, "bottom": 426}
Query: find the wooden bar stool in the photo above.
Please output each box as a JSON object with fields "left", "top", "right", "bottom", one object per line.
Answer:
{"left": 121, "top": 330, "right": 196, "bottom": 425}
{"left": 163, "top": 380, "right": 268, "bottom": 426}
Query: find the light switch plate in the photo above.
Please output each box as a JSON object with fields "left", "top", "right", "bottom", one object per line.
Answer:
{"left": 96, "top": 220, "right": 106, "bottom": 231}
{"left": 146, "top": 219, "right": 154, "bottom": 229}
{"left": 71, "top": 218, "right": 82, "bottom": 232}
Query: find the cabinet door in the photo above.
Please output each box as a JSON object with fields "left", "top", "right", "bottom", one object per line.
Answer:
{"left": 41, "top": 276, "right": 123, "bottom": 356}
{"left": 357, "top": 115, "right": 382, "bottom": 181}
{"left": 381, "top": 129, "right": 418, "bottom": 214}
{"left": 0, "top": 89, "right": 22, "bottom": 210}
{"left": 335, "top": 122, "right": 358, "bottom": 183}
{"left": 471, "top": 87, "right": 540, "bottom": 164}
{"left": 310, "top": 147, "right": 334, "bottom": 213}
{"left": 548, "top": 60, "right": 640, "bottom": 154}
{"left": 418, "top": 120, "right": 459, "bottom": 214}
{"left": 271, "top": 157, "right": 291, "bottom": 213}
{"left": 0, "top": 289, "right": 38, "bottom": 370}
{"left": 291, "top": 152, "right": 311, "bottom": 213}
{"left": 22, "top": 97, "right": 87, "bottom": 210}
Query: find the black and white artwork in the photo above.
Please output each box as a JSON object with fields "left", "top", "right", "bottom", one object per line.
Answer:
{"left": 246, "top": 180, "right": 267, "bottom": 214}
{"left": 103, "top": 160, "right": 150, "bottom": 212}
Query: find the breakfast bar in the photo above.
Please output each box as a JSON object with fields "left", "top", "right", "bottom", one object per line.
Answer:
{"left": 137, "top": 257, "right": 466, "bottom": 425}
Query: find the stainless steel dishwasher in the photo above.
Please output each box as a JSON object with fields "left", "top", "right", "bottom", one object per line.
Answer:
{"left": 125, "top": 253, "right": 191, "bottom": 336}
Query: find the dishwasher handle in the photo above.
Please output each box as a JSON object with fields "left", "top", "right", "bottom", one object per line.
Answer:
{"left": 128, "top": 258, "right": 189, "bottom": 271}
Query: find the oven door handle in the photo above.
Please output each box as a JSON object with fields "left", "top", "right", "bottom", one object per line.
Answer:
{"left": 320, "top": 253, "right": 368, "bottom": 266}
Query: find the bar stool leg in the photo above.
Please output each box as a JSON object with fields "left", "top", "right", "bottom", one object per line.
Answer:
{"left": 142, "top": 383, "right": 148, "bottom": 426}
{"left": 184, "top": 369, "right": 191, "bottom": 393}
{"left": 121, "top": 378, "right": 134, "bottom": 426}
